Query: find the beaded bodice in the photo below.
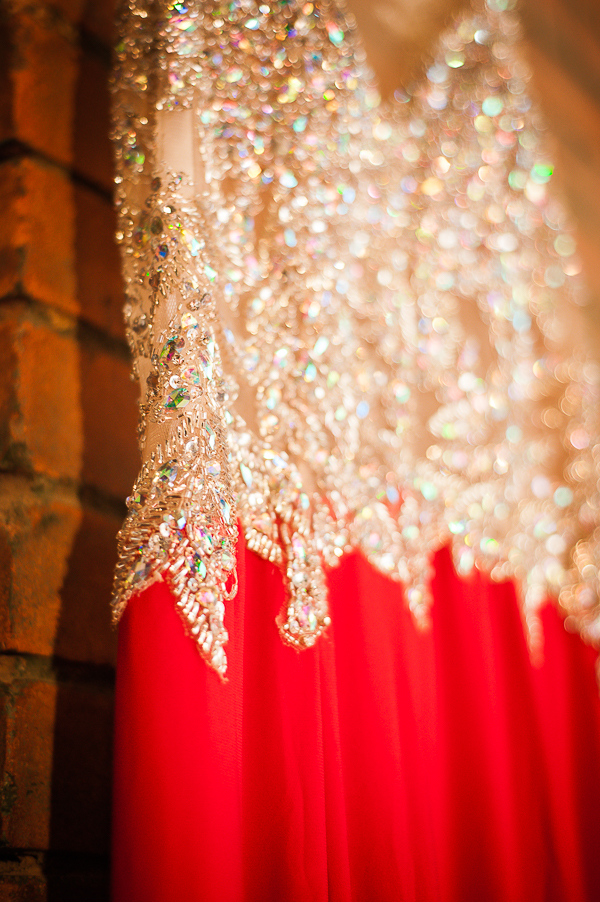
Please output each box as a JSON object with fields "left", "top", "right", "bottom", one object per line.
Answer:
{"left": 112, "top": 0, "right": 600, "bottom": 675}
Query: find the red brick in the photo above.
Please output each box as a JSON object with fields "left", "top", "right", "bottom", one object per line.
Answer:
{"left": 81, "top": 0, "right": 116, "bottom": 48}
{"left": 0, "top": 679, "right": 55, "bottom": 850}
{"left": 0, "top": 479, "right": 82, "bottom": 657}
{"left": 0, "top": 869, "right": 109, "bottom": 902}
{"left": 75, "top": 185, "right": 125, "bottom": 339}
{"left": 34, "top": 0, "right": 115, "bottom": 49}
{"left": 0, "top": 306, "right": 83, "bottom": 480}
{"left": 0, "top": 162, "right": 26, "bottom": 303}
{"left": 0, "top": 318, "right": 20, "bottom": 469}
{"left": 0, "top": 301, "right": 137, "bottom": 494}
{"left": 0, "top": 158, "right": 77, "bottom": 314}
{"left": 0, "top": 877, "right": 46, "bottom": 902}
{"left": 80, "top": 343, "right": 140, "bottom": 502}
{"left": 0, "top": 685, "right": 8, "bottom": 822}
{"left": 45, "top": 0, "right": 88, "bottom": 22}
{"left": 73, "top": 49, "right": 114, "bottom": 192}
{"left": 0, "top": 664, "right": 113, "bottom": 855}
{"left": 0, "top": 471, "right": 121, "bottom": 664}
{"left": 55, "top": 505, "right": 121, "bottom": 666}
{"left": 19, "top": 321, "right": 84, "bottom": 480}
{"left": 0, "top": 10, "right": 13, "bottom": 142}
{"left": 3, "top": 9, "right": 78, "bottom": 167}
{"left": 0, "top": 532, "right": 12, "bottom": 653}
{"left": 48, "top": 680, "right": 113, "bottom": 853}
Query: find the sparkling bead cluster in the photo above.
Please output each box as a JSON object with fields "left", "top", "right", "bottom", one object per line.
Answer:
{"left": 112, "top": 0, "right": 600, "bottom": 674}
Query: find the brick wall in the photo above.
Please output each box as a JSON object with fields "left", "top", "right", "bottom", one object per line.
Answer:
{"left": 0, "top": 1, "right": 138, "bottom": 898}
{"left": 0, "top": 0, "right": 598, "bottom": 900}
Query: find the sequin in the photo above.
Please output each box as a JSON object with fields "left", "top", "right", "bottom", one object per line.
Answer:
{"left": 193, "top": 555, "right": 207, "bottom": 579}
{"left": 280, "top": 171, "right": 298, "bottom": 188}
{"left": 155, "top": 462, "right": 178, "bottom": 485}
{"left": 220, "top": 498, "right": 232, "bottom": 524}
{"left": 326, "top": 21, "right": 344, "bottom": 45}
{"left": 240, "top": 463, "right": 253, "bottom": 487}
{"left": 160, "top": 338, "right": 178, "bottom": 365}
{"left": 164, "top": 387, "right": 191, "bottom": 409}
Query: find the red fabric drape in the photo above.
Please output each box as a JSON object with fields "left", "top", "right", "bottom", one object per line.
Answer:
{"left": 112, "top": 535, "right": 600, "bottom": 902}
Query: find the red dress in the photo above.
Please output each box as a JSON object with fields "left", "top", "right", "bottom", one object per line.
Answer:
{"left": 110, "top": 1, "right": 600, "bottom": 898}
{"left": 112, "top": 538, "right": 600, "bottom": 902}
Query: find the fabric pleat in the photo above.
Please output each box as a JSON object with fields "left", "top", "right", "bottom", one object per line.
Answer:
{"left": 112, "top": 536, "right": 600, "bottom": 902}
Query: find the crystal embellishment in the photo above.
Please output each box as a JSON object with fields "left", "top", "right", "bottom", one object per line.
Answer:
{"left": 112, "top": 0, "right": 600, "bottom": 675}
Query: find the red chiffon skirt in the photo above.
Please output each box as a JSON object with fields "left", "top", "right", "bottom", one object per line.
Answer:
{"left": 112, "top": 536, "right": 600, "bottom": 902}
